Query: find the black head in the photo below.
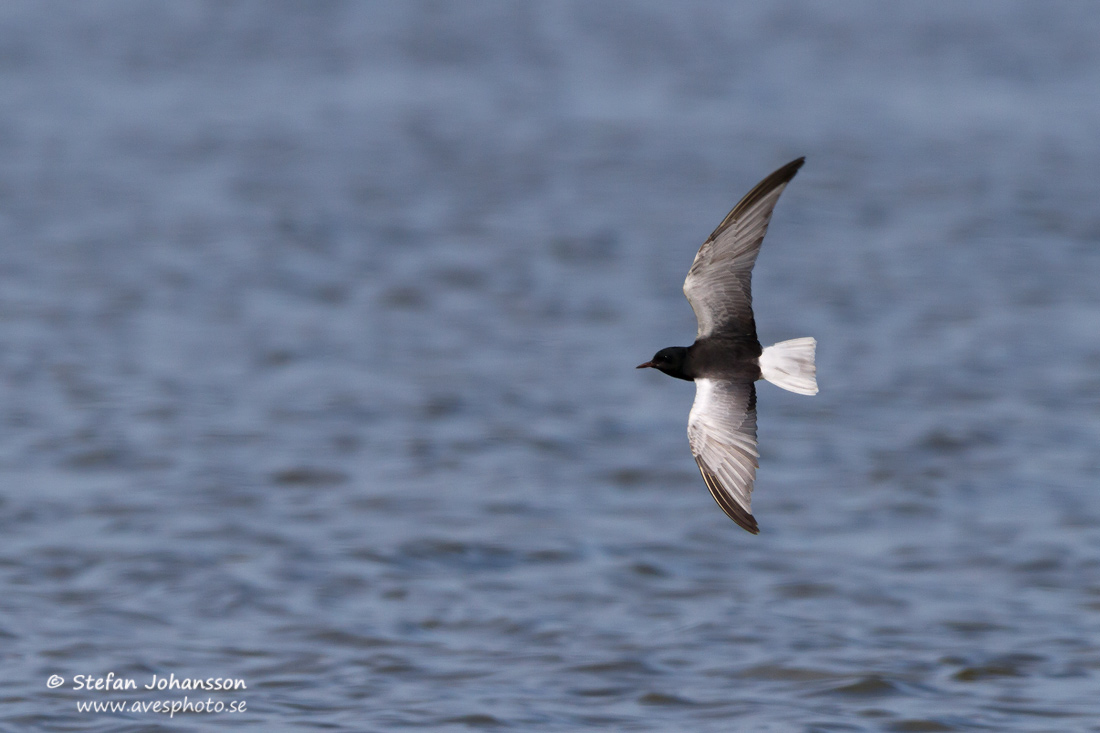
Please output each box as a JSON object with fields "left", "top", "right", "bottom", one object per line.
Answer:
{"left": 636, "top": 346, "right": 691, "bottom": 380}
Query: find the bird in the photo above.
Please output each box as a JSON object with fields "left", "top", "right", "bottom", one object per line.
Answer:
{"left": 637, "top": 157, "right": 817, "bottom": 534}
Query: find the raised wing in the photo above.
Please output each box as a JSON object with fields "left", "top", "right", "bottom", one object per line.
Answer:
{"left": 688, "top": 378, "right": 760, "bottom": 534}
{"left": 683, "top": 157, "right": 804, "bottom": 339}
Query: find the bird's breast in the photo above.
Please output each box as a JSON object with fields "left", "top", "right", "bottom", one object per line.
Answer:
{"left": 687, "top": 337, "right": 763, "bottom": 381}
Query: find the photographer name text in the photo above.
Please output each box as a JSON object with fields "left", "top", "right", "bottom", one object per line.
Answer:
{"left": 71, "top": 673, "right": 246, "bottom": 692}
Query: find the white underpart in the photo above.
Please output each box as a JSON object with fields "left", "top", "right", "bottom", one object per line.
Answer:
{"left": 758, "top": 337, "right": 818, "bottom": 395}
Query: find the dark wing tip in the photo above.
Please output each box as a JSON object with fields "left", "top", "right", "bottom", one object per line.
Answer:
{"left": 707, "top": 156, "right": 806, "bottom": 243}
{"left": 768, "top": 156, "right": 806, "bottom": 185}
{"left": 694, "top": 456, "right": 760, "bottom": 535}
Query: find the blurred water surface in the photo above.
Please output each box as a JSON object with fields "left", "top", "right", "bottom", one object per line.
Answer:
{"left": 3, "top": 2, "right": 1100, "bottom": 731}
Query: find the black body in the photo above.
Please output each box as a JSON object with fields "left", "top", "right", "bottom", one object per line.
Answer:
{"left": 637, "top": 337, "right": 762, "bottom": 382}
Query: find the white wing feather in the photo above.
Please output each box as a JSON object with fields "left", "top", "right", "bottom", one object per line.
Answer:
{"left": 683, "top": 158, "right": 804, "bottom": 339}
{"left": 688, "top": 378, "right": 760, "bottom": 532}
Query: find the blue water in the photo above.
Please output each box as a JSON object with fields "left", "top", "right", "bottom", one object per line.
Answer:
{"left": 3, "top": 2, "right": 1100, "bottom": 731}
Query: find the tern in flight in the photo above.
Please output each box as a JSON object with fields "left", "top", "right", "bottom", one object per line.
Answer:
{"left": 637, "top": 158, "right": 817, "bottom": 534}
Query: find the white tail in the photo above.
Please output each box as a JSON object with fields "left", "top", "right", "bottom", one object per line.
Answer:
{"left": 759, "top": 337, "right": 818, "bottom": 395}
